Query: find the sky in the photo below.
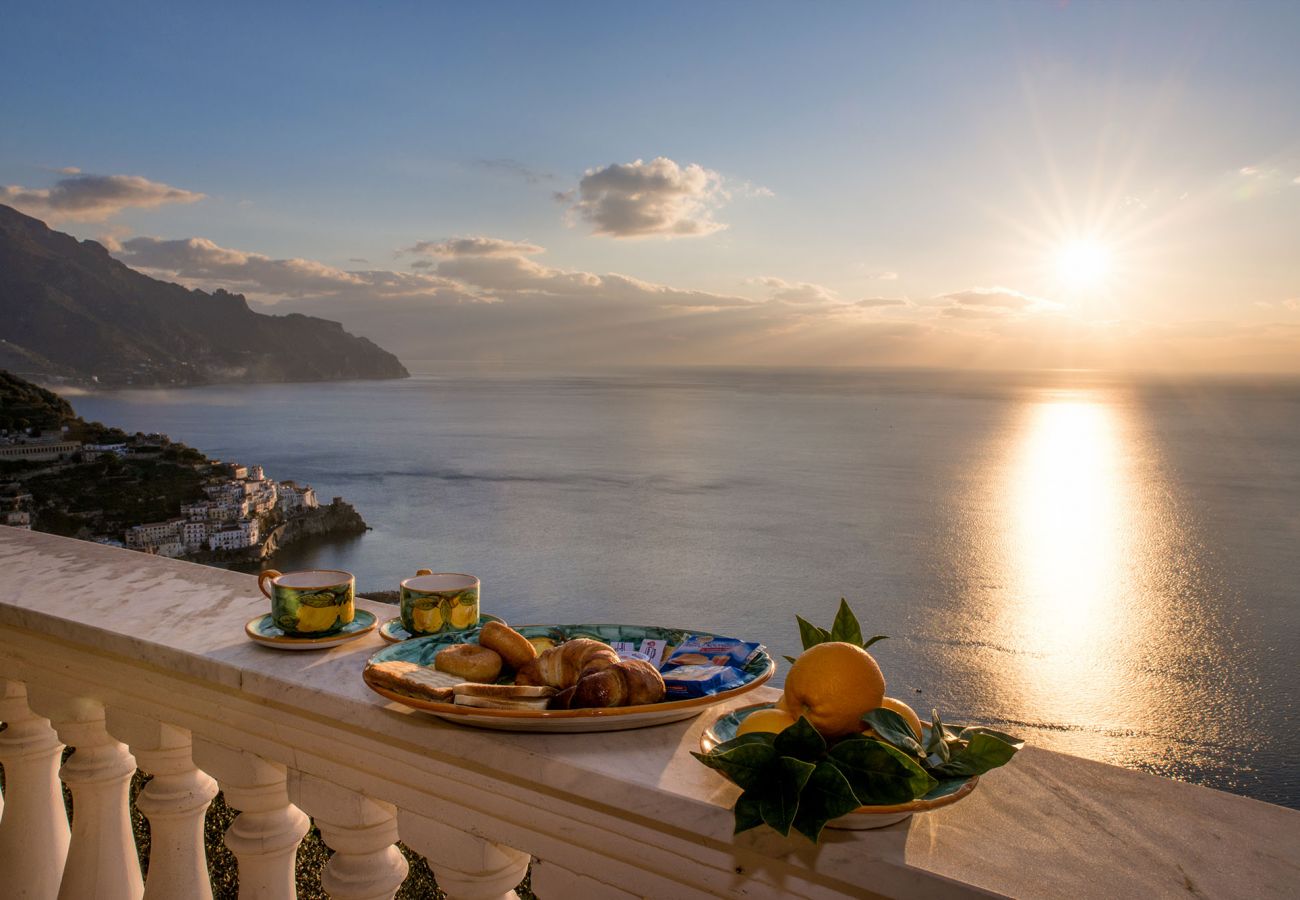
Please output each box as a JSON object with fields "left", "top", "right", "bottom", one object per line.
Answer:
{"left": 3, "top": 1, "right": 1299, "bottom": 372}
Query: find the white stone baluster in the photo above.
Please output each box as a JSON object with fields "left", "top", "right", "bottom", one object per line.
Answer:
{"left": 26, "top": 687, "right": 143, "bottom": 900}
{"left": 0, "top": 679, "right": 71, "bottom": 900}
{"left": 192, "top": 738, "right": 308, "bottom": 900}
{"left": 292, "top": 772, "right": 408, "bottom": 900}
{"left": 397, "top": 810, "right": 530, "bottom": 900}
{"left": 107, "top": 710, "right": 218, "bottom": 900}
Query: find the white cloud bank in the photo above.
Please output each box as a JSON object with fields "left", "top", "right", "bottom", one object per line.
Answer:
{"left": 102, "top": 229, "right": 1300, "bottom": 374}
{"left": 2, "top": 173, "right": 204, "bottom": 222}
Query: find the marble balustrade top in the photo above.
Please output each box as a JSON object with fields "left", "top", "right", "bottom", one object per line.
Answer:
{"left": 1, "top": 526, "right": 1297, "bottom": 899}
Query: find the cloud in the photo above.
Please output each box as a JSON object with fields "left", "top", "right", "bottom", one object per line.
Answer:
{"left": 401, "top": 236, "right": 545, "bottom": 258}
{"left": 1, "top": 172, "right": 204, "bottom": 222}
{"left": 878, "top": 272, "right": 899, "bottom": 281}
{"left": 1239, "top": 166, "right": 1261, "bottom": 177}
{"left": 939, "top": 286, "right": 1053, "bottom": 311}
{"left": 941, "top": 306, "right": 1006, "bottom": 319}
{"left": 435, "top": 253, "right": 753, "bottom": 308}
{"left": 561, "top": 157, "right": 728, "bottom": 238}
{"left": 114, "top": 235, "right": 465, "bottom": 300}
{"left": 756, "top": 276, "right": 839, "bottom": 304}
{"left": 856, "top": 297, "right": 908, "bottom": 308}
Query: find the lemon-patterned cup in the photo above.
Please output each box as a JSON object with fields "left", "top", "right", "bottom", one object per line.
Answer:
{"left": 258, "top": 569, "right": 355, "bottom": 636}
{"left": 399, "top": 570, "right": 480, "bottom": 636}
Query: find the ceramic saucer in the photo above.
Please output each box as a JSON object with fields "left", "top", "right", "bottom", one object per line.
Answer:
{"left": 378, "top": 612, "right": 504, "bottom": 643}
{"left": 246, "top": 609, "right": 377, "bottom": 650}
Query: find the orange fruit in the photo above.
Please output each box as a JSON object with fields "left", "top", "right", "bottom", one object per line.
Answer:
{"left": 776, "top": 642, "right": 886, "bottom": 739}
{"left": 882, "top": 697, "right": 923, "bottom": 741}
{"left": 735, "top": 707, "right": 798, "bottom": 737}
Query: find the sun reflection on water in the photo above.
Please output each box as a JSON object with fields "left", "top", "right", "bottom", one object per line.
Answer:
{"left": 998, "top": 392, "right": 1138, "bottom": 732}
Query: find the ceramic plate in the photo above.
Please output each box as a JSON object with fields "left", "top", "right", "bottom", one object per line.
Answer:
{"left": 378, "top": 612, "right": 505, "bottom": 643}
{"left": 246, "top": 609, "right": 377, "bottom": 650}
{"left": 363, "top": 623, "right": 775, "bottom": 732}
{"left": 701, "top": 702, "right": 979, "bottom": 828}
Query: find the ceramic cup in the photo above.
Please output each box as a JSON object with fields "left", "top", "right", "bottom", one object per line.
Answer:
{"left": 399, "top": 569, "right": 480, "bottom": 636}
{"left": 258, "top": 568, "right": 355, "bottom": 636}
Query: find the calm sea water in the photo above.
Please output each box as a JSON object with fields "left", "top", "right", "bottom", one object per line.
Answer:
{"left": 74, "top": 368, "right": 1300, "bottom": 808}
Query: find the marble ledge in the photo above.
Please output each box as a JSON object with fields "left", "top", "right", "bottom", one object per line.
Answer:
{"left": 1, "top": 526, "right": 1298, "bottom": 899}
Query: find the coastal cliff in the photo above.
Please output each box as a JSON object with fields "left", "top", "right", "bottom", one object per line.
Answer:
{"left": 0, "top": 204, "right": 408, "bottom": 386}
{"left": 257, "top": 499, "right": 369, "bottom": 560}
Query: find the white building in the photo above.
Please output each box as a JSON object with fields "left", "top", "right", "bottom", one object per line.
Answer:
{"left": 278, "top": 481, "right": 319, "bottom": 513}
{"left": 125, "top": 518, "right": 185, "bottom": 550}
{"left": 182, "top": 520, "right": 210, "bottom": 550}
{"left": 4, "top": 510, "right": 31, "bottom": 529}
{"left": 208, "top": 519, "right": 258, "bottom": 551}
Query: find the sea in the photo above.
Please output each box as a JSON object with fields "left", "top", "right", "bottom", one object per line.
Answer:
{"left": 72, "top": 367, "right": 1300, "bottom": 809}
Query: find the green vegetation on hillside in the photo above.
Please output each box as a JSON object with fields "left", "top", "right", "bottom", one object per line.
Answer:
{"left": 0, "top": 368, "right": 77, "bottom": 432}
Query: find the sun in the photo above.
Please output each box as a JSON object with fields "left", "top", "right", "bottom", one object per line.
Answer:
{"left": 1053, "top": 239, "right": 1113, "bottom": 290}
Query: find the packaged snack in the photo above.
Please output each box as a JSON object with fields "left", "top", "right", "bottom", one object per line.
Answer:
{"left": 661, "top": 663, "right": 748, "bottom": 699}
{"left": 660, "top": 635, "right": 761, "bottom": 672}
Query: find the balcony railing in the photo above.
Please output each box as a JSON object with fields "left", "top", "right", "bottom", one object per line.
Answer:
{"left": 1, "top": 526, "right": 1296, "bottom": 899}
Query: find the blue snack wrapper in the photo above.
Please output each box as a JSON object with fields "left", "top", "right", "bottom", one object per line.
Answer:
{"left": 661, "top": 663, "right": 748, "bottom": 699}
{"left": 660, "top": 634, "right": 762, "bottom": 672}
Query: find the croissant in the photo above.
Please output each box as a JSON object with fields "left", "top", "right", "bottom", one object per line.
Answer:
{"left": 568, "top": 659, "right": 666, "bottom": 709}
{"left": 515, "top": 638, "right": 618, "bottom": 689}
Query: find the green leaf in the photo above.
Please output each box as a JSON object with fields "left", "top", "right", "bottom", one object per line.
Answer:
{"left": 861, "top": 708, "right": 923, "bottom": 756}
{"left": 733, "top": 789, "right": 765, "bottom": 834}
{"left": 792, "top": 761, "right": 863, "bottom": 842}
{"left": 761, "top": 756, "right": 815, "bottom": 836}
{"left": 862, "top": 634, "right": 889, "bottom": 650}
{"left": 924, "top": 709, "right": 951, "bottom": 763}
{"left": 829, "top": 598, "right": 863, "bottom": 645}
{"left": 690, "top": 735, "right": 778, "bottom": 791}
{"left": 828, "top": 738, "right": 938, "bottom": 805}
{"left": 795, "top": 615, "right": 830, "bottom": 650}
{"left": 773, "top": 715, "right": 827, "bottom": 761}
{"left": 958, "top": 726, "right": 1025, "bottom": 748}
{"left": 931, "top": 732, "right": 1021, "bottom": 778}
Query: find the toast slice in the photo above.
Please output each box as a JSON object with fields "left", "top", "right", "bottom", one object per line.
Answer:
{"left": 366, "top": 660, "right": 464, "bottom": 702}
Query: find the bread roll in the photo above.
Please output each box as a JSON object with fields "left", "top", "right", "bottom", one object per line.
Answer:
{"left": 478, "top": 621, "right": 538, "bottom": 670}
{"left": 434, "top": 643, "right": 503, "bottom": 682}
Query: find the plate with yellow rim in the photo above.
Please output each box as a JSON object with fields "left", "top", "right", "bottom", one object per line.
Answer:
{"left": 701, "top": 702, "right": 980, "bottom": 829}
{"left": 363, "top": 623, "right": 776, "bottom": 732}
{"left": 378, "top": 612, "right": 505, "bottom": 643}
{"left": 246, "top": 609, "right": 377, "bottom": 650}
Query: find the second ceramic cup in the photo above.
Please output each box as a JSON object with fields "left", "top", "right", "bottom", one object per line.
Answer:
{"left": 399, "top": 569, "right": 480, "bottom": 636}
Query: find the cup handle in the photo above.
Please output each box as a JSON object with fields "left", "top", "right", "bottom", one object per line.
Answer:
{"left": 416, "top": 569, "right": 432, "bottom": 576}
{"left": 258, "top": 569, "right": 281, "bottom": 599}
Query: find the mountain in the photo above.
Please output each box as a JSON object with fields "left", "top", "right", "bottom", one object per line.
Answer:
{"left": 0, "top": 204, "right": 408, "bottom": 386}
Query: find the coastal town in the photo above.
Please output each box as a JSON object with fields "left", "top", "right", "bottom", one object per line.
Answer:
{"left": 1, "top": 372, "right": 366, "bottom": 562}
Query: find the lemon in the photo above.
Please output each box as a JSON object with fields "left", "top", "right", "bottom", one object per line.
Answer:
{"left": 882, "top": 697, "right": 923, "bottom": 741}
{"left": 776, "top": 641, "right": 886, "bottom": 739}
{"left": 735, "top": 708, "right": 798, "bottom": 737}
{"left": 338, "top": 599, "right": 356, "bottom": 625}
{"left": 295, "top": 604, "right": 340, "bottom": 633}
{"left": 449, "top": 602, "right": 477, "bottom": 630}
{"left": 413, "top": 605, "right": 444, "bottom": 633}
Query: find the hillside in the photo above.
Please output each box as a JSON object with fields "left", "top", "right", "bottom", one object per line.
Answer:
{"left": 0, "top": 204, "right": 408, "bottom": 386}
{"left": 0, "top": 368, "right": 77, "bottom": 431}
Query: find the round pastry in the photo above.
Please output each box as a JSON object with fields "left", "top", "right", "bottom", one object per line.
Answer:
{"left": 478, "top": 621, "right": 538, "bottom": 670}
{"left": 434, "top": 643, "right": 503, "bottom": 683}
